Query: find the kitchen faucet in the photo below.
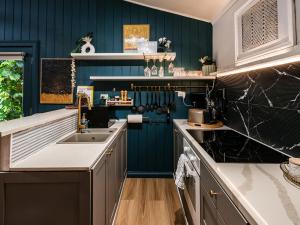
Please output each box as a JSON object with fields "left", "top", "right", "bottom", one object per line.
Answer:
{"left": 77, "top": 93, "right": 92, "bottom": 132}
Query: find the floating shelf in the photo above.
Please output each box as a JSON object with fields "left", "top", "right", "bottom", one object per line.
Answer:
{"left": 90, "top": 76, "right": 216, "bottom": 81}
{"left": 70, "top": 52, "right": 176, "bottom": 61}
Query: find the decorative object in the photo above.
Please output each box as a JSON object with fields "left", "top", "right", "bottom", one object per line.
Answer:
{"left": 173, "top": 68, "right": 185, "bottom": 77}
{"left": 123, "top": 24, "right": 150, "bottom": 53}
{"left": 158, "top": 37, "right": 172, "bottom": 52}
{"left": 137, "top": 41, "right": 157, "bottom": 53}
{"left": 144, "top": 58, "right": 151, "bottom": 77}
{"left": 71, "top": 32, "right": 94, "bottom": 53}
{"left": 40, "top": 58, "right": 73, "bottom": 104}
{"left": 71, "top": 58, "right": 76, "bottom": 89}
{"left": 158, "top": 55, "right": 164, "bottom": 77}
{"left": 234, "top": 0, "right": 295, "bottom": 66}
{"left": 200, "top": 56, "right": 216, "bottom": 76}
{"left": 151, "top": 57, "right": 158, "bottom": 76}
{"left": 77, "top": 86, "right": 94, "bottom": 106}
{"left": 81, "top": 36, "right": 95, "bottom": 54}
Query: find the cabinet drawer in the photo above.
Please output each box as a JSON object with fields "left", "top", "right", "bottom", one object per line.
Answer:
{"left": 201, "top": 163, "right": 248, "bottom": 225}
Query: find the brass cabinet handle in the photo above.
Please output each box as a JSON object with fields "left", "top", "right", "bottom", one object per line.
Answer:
{"left": 209, "top": 190, "right": 220, "bottom": 198}
{"left": 106, "top": 149, "right": 113, "bottom": 156}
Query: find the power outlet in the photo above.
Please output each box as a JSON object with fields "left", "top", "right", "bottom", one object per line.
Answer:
{"left": 176, "top": 91, "right": 186, "bottom": 99}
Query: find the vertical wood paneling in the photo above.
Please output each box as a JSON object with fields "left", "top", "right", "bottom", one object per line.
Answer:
{"left": 21, "top": 0, "right": 30, "bottom": 40}
{"left": 30, "top": 0, "right": 38, "bottom": 40}
{"left": 0, "top": 0, "right": 212, "bottom": 175}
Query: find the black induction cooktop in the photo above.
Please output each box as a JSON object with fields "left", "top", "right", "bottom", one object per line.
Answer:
{"left": 186, "top": 129, "right": 288, "bottom": 163}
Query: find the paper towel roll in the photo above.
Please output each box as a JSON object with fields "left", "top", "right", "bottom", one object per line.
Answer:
{"left": 127, "top": 114, "right": 143, "bottom": 123}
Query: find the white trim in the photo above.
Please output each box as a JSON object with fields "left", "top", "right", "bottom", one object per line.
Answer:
{"left": 0, "top": 52, "right": 25, "bottom": 60}
{"left": 123, "top": 0, "right": 211, "bottom": 23}
{"left": 216, "top": 53, "right": 300, "bottom": 77}
{"left": 234, "top": 0, "right": 296, "bottom": 66}
{"left": 211, "top": 0, "right": 239, "bottom": 24}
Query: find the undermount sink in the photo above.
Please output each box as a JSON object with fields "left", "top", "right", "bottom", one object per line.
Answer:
{"left": 57, "top": 128, "right": 117, "bottom": 144}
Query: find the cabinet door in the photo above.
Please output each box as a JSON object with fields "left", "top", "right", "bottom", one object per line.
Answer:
{"left": 201, "top": 185, "right": 218, "bottom": 225}
{"left": 106, "top": 145, "right": 117, "bottom": 225}
{"left": 115, "top": 135, "right": 122, "bottom": 196}
{"left": 121, "top": 129, "right": 127, "bottom": 179}
{"left": 92, "top": 157, "right": 106, "bottom": 225}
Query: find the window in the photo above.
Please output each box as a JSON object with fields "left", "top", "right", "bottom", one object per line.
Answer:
{"left": 235, "top": 0, "right": 295, "bottom": 66}
{"left": 0, "top": 53, "right": 25, "bottom": 121}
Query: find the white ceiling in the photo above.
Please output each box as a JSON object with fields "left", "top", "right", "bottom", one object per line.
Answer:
{"left": 124, "top": 0, "right": 233, "bottom": 22}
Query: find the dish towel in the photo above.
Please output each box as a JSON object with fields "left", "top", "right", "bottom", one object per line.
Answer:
{"left": 175, "top": 154, "right": 188, "bottom": 190}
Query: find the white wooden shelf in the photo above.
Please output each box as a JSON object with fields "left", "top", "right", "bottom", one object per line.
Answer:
{"left": 90, "top": 76, "right": 216, "bottom": 81}
{"left": 71, "top": 52, "right": 176, "bottom": 60}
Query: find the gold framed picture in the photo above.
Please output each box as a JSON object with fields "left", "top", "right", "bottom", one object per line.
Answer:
{"left": 40, "top": 58, "right": 73, "bottom": 104}
{"left": 123, "top": 24, "right": 150, "bottom": 52}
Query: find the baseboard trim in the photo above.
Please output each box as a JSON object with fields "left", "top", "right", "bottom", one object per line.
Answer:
{"left": 127, "top": 171, "right": 173, "bottom": 178}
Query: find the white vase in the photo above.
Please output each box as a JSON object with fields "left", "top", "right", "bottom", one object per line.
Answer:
{"left": 81, "top": 41, "right": 95, "bottom": 54}
{"left": 202, "top": 64, "right": 216, "bottom": 76}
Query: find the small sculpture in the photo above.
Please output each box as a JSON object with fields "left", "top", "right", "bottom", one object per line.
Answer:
{"left": 71, "top": 32, "right": 95, "bottom": 54}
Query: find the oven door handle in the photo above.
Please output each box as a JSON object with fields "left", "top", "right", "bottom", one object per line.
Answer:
{"left": 184, "top": 162, "right": 198, "bottom": 177}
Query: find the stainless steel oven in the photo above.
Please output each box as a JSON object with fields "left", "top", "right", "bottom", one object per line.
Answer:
{"left": 182, "top": 138, "right": 201, "bottom": 225}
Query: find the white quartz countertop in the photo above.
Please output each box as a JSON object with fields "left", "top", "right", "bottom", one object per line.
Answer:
{"left": 173, "top": 119, "right": 300, "bottom": 225}
{"left": 10, "top": 120, "right": 127, "bottom": 171}
{"left": 0, "top": 109, "right": 77, "bottom": 137}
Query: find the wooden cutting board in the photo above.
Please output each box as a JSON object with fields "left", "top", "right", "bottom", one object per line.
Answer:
{"left": 188, "top": 120, "right": 224, "bottom": 128}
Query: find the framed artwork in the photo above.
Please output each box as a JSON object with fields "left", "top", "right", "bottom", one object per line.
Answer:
{"left": 77, "top": 86, "right": 94, "bottom": 106}
{"left": 40, "top": 58, "right": 73, "bottom": 104}
{"left": 123, "top": 24, "right": 150, "bottom": 52}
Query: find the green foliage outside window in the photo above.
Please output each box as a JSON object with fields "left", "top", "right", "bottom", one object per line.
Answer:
{"left": 0, "top": 60, "right": 24, "bottom": 121}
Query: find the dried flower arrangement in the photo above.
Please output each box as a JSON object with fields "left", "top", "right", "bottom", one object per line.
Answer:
{"left": 158, "top": 37, "right": 172, "bottom": 52}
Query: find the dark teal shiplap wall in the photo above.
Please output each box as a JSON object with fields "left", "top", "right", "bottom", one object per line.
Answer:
{"left": 0, "top": 0, "right": 212, "bottom": 176}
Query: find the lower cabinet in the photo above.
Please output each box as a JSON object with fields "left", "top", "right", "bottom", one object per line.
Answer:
{"left": 200, "top": 162, "right": 249, "bottom": 225}
{"left": 0, "top": 127, "right": 128, "bottom": 225}
{"left": 93, "top": 128, "right": 127, "bottom": 225}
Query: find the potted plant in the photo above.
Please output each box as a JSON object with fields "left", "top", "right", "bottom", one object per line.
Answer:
{"left": 158, "top": 37, "right": 172, "bottom": 52}
{"left": 199, "top": 56, "right": 216, "bottom": 76}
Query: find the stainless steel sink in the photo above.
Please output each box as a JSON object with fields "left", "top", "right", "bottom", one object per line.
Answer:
{"left": 57, "top": 128, "right": 117, "bottom": 144}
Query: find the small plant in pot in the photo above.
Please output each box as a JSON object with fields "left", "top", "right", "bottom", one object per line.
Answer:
{"left": 199, "top": 56, "right": 216, "bottom": 76}
{"left": 157, "top": 37, "right": 172, "bottom": 52}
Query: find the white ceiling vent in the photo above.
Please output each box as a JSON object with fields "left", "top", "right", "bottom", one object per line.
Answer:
{"left": 235, "top": 0, "right": 295, "bottom": 66}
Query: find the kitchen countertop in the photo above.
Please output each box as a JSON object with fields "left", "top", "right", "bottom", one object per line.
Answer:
{"left": 0, "top": 109, "right": 77, "bottom": 137}
{"left": 173, "top": 119, "right": 300, "bottom": 225}
{"left": 10, "top": 120, "right": 127, "bottom": 171}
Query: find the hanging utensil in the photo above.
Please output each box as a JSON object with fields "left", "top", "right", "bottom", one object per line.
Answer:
{"left": 171, "top": 88, "right": 176, "bottom": 111}
{"left": 162, "top": 88, "right": 168, "bottom": 113}
{"left": 150, "top": 87, "right": 154, "bottom": 112}
{"left": 156, "top": 87, "right": 162, "bottom": 115}
{"left": 137, "top": 87, "right": 145, "bottom": 114}
{"left": 145, "top": 87, "right": 150, "bottom": 112}
{"left": 131, "top": 87, "right": 137, "bottom": 113}
{"left": 154, "top": 86, "right": 158, "bottom": 110}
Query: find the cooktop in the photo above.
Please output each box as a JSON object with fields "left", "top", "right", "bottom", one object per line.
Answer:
{"left": 186, "top": 129, "right": 288, "bottom": 163}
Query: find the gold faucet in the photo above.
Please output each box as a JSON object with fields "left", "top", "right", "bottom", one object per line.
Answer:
{"left": 77, "top": 93, "right": 92, "bottom": 132}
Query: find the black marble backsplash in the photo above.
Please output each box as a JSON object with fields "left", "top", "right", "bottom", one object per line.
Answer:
{"left": 216, "top": 62, "right": 300, "bottom": 157}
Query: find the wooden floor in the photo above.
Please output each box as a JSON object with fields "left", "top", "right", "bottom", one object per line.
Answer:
{"left": 115, "top": 178, "right": 186, "bottom": 225}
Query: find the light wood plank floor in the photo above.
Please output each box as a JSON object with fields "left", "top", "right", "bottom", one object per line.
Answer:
{"left": 115, "top": 178, "right": 186, "bottom": 225}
